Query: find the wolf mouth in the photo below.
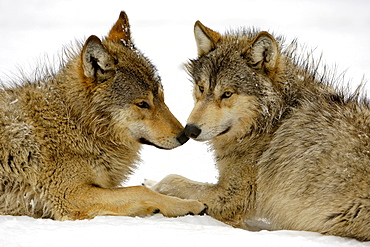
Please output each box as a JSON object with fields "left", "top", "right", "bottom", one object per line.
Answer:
{"left": 217, "top": 126, "right": 231, "bottom": 137}
{"left": 139, "top": 138, "right": 167, "bottom": 150}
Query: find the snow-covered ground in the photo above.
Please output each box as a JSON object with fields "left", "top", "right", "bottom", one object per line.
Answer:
{"left": 0, "top": 0, "right": 369, "bottom": 246}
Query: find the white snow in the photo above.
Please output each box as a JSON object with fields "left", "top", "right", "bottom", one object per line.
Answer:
{"left": 0, "top": 215, "right": 364, "bottom": 247}
{"left": 0, "top": 0, "right": 370, "bottom": 246}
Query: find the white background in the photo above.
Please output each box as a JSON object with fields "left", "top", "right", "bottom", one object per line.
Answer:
{"left": 0, "top": 0, "right": 369, "bottom": 246}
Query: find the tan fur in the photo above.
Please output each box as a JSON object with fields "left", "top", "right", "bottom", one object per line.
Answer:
{"left": 149, "top": 21, "right": 370, "bottom": 241}
{"left": 0, "top": 11, "right": 206, "bottom": 220}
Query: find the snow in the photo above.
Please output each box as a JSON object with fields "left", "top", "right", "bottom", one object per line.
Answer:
{"left": 0, "top": 215, "right": 365, "bottom": 247}
{"left": 0, "top": 0, "right": 369, "bottom": 246}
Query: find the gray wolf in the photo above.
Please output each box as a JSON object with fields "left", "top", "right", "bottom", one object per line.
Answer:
{"left": 0, "top": 11, "right": 206, "bottom": 220}
{"left": 149, "top": 21, "right": 370, "bottom": 241}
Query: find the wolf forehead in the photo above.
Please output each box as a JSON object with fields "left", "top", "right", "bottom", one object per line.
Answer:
{"left": 186, "top": 29, "right": 282, "bottom": 92}
{"left": 107, "top": 43, "right": 163, "bottom": 100}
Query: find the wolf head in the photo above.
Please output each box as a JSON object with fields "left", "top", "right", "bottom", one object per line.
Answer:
{"left": 184, "top": 21, "right": 284, "bottom": 142}
{"left": 76, "top": 11, "right": 188, "bottom": 149}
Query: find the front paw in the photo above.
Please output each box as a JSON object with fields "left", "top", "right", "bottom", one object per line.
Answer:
{"left": 147, "top": 174, "right": 186, "bottom": 195}
{"left": 164, "top": 199, "right": 208, "bottom": 217}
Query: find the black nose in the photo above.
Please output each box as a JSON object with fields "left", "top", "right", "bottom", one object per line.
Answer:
{"left": 184, "top": 124, "right": 202, "bottom": 139}
{"left": 176, "top": 130, "right": 189, "bottom": 145}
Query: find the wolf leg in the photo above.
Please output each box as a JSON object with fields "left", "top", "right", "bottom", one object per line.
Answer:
{"left": 147, "top": 174, "right": 252, "bottom": 228}
{"left": 146, "top": 175, "right": 215, "bottom": 199}
{"left": 54, "top": 185, "right": 206, "bottom": 220}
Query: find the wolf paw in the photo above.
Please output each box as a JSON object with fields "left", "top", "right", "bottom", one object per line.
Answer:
{"left": 187, "top": 204, "right": 208, "bottom": 216}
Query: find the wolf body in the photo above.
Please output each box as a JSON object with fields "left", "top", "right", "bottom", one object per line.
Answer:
{"left": 150, "top": 21, "right": 370, "bottom": 240}
{"left": 0, "top": 12, "right": 207, "bottom": 220}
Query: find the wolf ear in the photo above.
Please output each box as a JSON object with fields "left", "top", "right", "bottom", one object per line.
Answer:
{"left": 81, "top": 35, "right": 115, "bottom": 81}
{"left": 243, "top": 32, "right": 278, "bottom": 72}
{"left": 107, "top": 11, "right": 131, "bottom": 45}
{"left": 194, "top": 21, "right": 221, "bottom": 56}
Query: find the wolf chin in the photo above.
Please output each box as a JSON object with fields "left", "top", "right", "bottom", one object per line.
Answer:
{"left": 0, "top": 11, "right": 207, "bottom": 220}
{"left": 150, "top": 21, "right": 370, "bottom": 241}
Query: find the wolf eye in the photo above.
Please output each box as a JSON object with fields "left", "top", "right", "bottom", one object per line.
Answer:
{"left": 198, "top": 85, "right": 204, "bottom": 93}
{"left": 136, "top": 101, "right": 150, "bottom": 109}
{"left": 222, "top": 91, "right": 233, "bottom": 99}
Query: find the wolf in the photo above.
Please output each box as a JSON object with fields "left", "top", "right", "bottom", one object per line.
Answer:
{"left": 0, "top": 11, "right": 207, "bottom": 220}
{"left": 148, "top": 21, "right": 370, "bottom": 241}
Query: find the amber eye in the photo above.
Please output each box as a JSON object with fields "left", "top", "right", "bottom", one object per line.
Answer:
{"left": 222, "top": 91, "right": 233, "bottom": 99}
{"left": 198, "top": 85, "right": 204, "bottom": 93}
{"left": 136, "top": 101, "right": 150, "bottom": 109}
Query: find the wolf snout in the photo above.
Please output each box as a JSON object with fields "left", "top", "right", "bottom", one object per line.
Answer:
{"left": 184, "top": 124, "right": 202, "bottom": 139}
{"left": 176, "top": 130, "right": 189, "bottom": 145}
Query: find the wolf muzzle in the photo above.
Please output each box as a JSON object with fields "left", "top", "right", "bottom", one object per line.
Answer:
{"left": 184, "top": 124, "right": 202, "bottom": 139}
{"left": 177, "top": 131, "right": 189, "bottom": 145}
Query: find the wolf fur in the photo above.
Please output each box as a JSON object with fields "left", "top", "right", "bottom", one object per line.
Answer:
{"left": 149, "top": 21, "right": 370, "bottom": 241}
{"left": 0, "top": 11, "right": 207, "bottom": 220}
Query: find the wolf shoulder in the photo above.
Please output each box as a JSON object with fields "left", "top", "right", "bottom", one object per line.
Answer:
{"left": 0, "top": 80, "right": 72, "bottom": 168}
{"left": 259, "top": 94, "right": 370, "bottom": 183}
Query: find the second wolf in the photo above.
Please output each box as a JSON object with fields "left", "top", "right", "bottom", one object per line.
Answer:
{"left": 149, "top": 21, "right": 370, "bottom": 240}
{"left": 0, "top": 12, "right": 206, "bottom": 220}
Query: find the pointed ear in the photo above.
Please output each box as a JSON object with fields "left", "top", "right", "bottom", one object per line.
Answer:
{"left": 194, "top": 21, "right": 221, "bottom": 56}
{"left": 107, "top": 11, "right": 131, "bottom": 45}
{"left": 81, "top": 35, "right": 115, "bottom": 81}
{"left": 243, "top": 31, "right": 278, "bottom": 72}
